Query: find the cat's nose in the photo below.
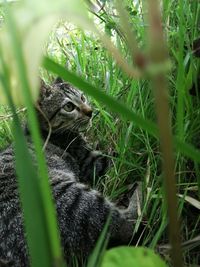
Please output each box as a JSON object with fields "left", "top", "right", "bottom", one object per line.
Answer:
{"left": 85, "top": 109, "right": 93, "bottom": 118}
{"left": 82, "top": 106, "right": 93, "bottom": 118}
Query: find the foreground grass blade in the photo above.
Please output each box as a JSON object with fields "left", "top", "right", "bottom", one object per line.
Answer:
{"left": 43, "top": 57, "right": 158, "bottom": 137}
{"left": 0, "top": 66, "right": 52, "bottom": 266}
{"left": 3, "top": 5, "right": 63, "bottom": 266}
{"left": 176, "top": 0, "right": 185, "bottom": 139}
{"left": 14, "top": 129, "right": 52, "bottom": 267}
{"left": 43, "top": 57, "right": 200, "bottom": 164}
{"left": 87, "top": 216, "right": 110, "bottom": 267}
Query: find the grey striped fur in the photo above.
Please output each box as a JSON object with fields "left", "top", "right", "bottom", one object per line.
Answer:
{"left": 0, "top": 79, "right": 136, "bottom": 266}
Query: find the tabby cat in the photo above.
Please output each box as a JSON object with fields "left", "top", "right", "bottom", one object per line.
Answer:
{"left": 0, "top": 78, "right": 136, "bottom": 266}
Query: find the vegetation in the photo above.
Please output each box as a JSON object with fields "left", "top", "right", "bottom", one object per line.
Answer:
{"left": 0, "top": 0, "right": 199, "bottom": 266}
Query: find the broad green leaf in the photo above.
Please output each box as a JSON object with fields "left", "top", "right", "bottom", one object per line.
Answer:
{"left": 101, "top": 247, "right": 168, "bottom": 267}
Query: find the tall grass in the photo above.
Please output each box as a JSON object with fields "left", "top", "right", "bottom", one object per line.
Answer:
{"left": 0, "top": 2, "right": 63, "bottom": 267}
{"left": 0, "top": 0, "right": 200, "bottom": 266}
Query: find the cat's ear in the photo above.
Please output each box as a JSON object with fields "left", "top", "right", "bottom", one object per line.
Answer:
{"left": 54, "top": 77, "right": 71, "bottom": 90}
{"left": 39, "top": 79, "right": 52, "bottom": 98}
{"left": 54, "top": 77, "right": 63, "bottom": 84}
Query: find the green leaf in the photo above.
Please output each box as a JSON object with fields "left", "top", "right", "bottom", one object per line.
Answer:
{"left": 101, "top": 247, "right": 168, "bottom": 267}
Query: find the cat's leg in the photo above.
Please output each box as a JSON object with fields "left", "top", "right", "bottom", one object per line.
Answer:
{"left": 108, "top": 184, "right": 142, "bottom": 248}
{"left": 51, "top": 174, "right": 137, "bottom": 260}
{"left": 51, "top": 132, "right": 109, "bottom": 185}
{"left": 63, "top": 135, "right": 110, "bottom": 184}
{"left": 78, "top": 149, "right": 110, "bottom": 184}
{"left": 0, "top": 259, "right": 12, "bottom": 267}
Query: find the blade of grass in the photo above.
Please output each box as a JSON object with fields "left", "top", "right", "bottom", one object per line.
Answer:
{"left": 4, "top": 4, "right": 63, "bottom": 266}
{"left": 0, "top": 55, "right": 52, "bottom": 266}
{"left": 43, "top": 56, "right": 158, "bottom": 137}
{"left": 87, "top": 215, "right": 111, "bottom": 267}
{"left": 43, "top": 56, "right": 200, "bottom": 164}
{"left": 176, "top": 0, "right": 185, "bottom": 139}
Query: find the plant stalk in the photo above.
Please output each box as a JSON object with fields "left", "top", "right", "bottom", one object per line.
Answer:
{"left": 146, "top": 1, "right": 183, "bottom": 266}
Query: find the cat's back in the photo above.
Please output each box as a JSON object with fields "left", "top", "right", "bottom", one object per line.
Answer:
{"left": 0, "top": 145, "right": 17, "bottom": 201}
{"left": 0, "top": 141, "right": 80, "bottom": 267}
{"left": 44, "top": 141, "right": 80, "bottom": 178}
{"left": 0, "top": 140, "right": 79, "bottom": 181}
{"left": 0, "top": 144, "right": 27, "bottom": 266}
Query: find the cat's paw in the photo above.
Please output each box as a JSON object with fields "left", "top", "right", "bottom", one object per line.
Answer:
{"left": 124, "top": 182, "right": 143, "bottom": 220}
{"left": 91, "top": 150, "right": 110, "bottom": 177}
{"left": 0, "top": 259, "right": 13, "bottom": 266}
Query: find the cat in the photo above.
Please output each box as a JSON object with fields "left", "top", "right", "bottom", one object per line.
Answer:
{"left": 0, "top": 78, "right": 137, "bottom": 266}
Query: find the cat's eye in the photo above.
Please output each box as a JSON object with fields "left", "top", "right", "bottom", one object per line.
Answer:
{"left": 81, "top": 94, "right": 86, "bottom": 102}
{"left": 63, "top": 102, "right": 75, "bottom": 112}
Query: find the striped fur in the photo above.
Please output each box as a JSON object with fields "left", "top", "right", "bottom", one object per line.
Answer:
{"left": 0, "top": 80, "right": 136, "bottom": 266}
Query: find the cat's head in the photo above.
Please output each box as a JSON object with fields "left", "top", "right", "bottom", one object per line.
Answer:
{"left": 37, "top": 78, "right": 93, "bottom": 133}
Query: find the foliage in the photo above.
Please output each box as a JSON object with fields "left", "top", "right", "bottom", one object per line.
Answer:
{"left": 101, "top": 247, "right": 168, "bottom": 267}
{"left": 0, "top": 0, "right": 200, "bottom": 266}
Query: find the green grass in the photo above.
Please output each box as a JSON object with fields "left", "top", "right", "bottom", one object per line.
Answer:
{"left": 44, "top": 2, "right": 199, "bottom": 264}
{"left": 0, "top": 0, "right": 200, "bottom": 266}
{"left": 0, "top": 106, "right": 13, "bottom": 147}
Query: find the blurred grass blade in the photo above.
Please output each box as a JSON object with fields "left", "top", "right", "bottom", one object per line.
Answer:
{"left": 0, "top": 64, "right": 53, "bottom": 266}
{"left": 87, "top": 215, "right": 110, "bottom": 267}
{"left": 43, "top": 56, "right": 158, "bottom": 137}
{"left": 0, "top": 0, "right": 141, "bottom": 104}
{"left": 176, "top": 0, "right": 185, "bottom": 139}
{"left": 177, "top": 194, "right": 200, "bottom": 210}
{"left": 0, "top": 0, "right": 92, "bottom": 105}
{"left": 3, "top": 4, "right": 63, "bottom": 266}
{"left": 43, "top": 57, "right": 200, "bottom": 164}
{"left": 92, "top": 30, "right": 141, "bottom": 79}
{"left": 13, "top": 119, "right": 53, "bottom": 266}
{"left": 174, "top": 139, "right": 200, "bottom": 163}
{"left": 115, "top": 0, "right": 145, "bottom": 69}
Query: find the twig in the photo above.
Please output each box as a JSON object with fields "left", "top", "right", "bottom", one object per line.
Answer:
{"left": 35, "top": 104, "right": 52, "bottom": 151}
{"left": 115, "top": 0, "right": 146, "bottom": 70}
{"left": 147, "top": 1, "right": 183, "bottom": 266}
{"left": 93, "top": 28, "right": 141, "bottom": 79}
